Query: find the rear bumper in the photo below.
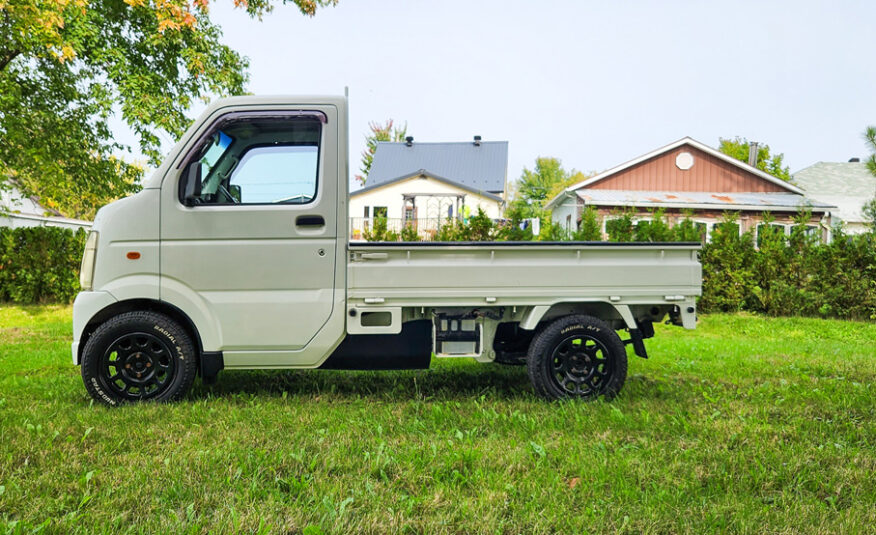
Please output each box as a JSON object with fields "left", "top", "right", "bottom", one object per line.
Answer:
{"left": 71, "top": 290, "right": 118, "bottom": 365}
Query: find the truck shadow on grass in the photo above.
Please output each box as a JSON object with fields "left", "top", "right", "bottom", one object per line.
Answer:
{"left": 186, "top": 364, "right": 682, "bottom": 403}
{"left": 189, "top": 362, "right": 535, "bottom": 402}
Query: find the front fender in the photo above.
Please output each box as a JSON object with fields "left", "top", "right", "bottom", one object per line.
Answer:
{"left": 72, "top": 291, "right": 118, "bottom": 364}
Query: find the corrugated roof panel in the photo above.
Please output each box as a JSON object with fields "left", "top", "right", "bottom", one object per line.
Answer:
{"left": 367, "top": 141, "right": 508, "bottom": 192}
{"left": 575, "top": 190, "right": 835, "bottom": 209}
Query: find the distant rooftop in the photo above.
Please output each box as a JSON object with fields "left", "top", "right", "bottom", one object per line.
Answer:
{"left": 792, "top": 162, "right": 875, "bottom": 223}
{"left": 366, "top": 140, "right": 508, "bottom": 193}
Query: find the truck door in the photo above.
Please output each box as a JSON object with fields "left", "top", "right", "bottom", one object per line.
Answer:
{"left": 159, "top": 108, "right": 342, "bottom": 362}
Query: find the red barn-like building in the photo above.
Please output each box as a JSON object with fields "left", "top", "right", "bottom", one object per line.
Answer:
{"left": 547, "top": 137, "right": 834, "bottom": 242}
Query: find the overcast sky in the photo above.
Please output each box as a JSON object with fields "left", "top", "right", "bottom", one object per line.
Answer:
{"left": 202, "top": 0, "right": 874, "bottom": 188}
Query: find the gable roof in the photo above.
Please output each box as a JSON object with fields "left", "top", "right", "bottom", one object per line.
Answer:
{"left": 350, "top": 169, "right": 504, "bottom": 202}
{"left": 546, "top": 137, "right": 803, "bottom": 210}
{"left": 367, "top": 140, "right": 508, "bottom": 193}
{"left": 792, "top": 161, "right": 875, "bottom": 223}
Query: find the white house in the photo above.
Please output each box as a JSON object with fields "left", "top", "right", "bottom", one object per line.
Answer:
{"left": 0, "top": 186, "right": 92, "bottom": 230}
{"left": 350, "top": 137, "right": 508, "bottom": 240}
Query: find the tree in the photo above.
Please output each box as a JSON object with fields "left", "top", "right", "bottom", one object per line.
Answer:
{"left": 718, "top": 137, "right": 791, "bottom": 181}
{"left": 572, "top": 206, "right": 602, "bottom": 241}
{"left": 355, "top": 119, "right": 408, "bottom": 186}
{"left": 863, "top": 126, "right": 876, "bottom": 231}
{"left": 507, "top": 157, "right": 588, "bottom": 221}
{"left": 0, "top": 0, "right": 336, "bottom": 219}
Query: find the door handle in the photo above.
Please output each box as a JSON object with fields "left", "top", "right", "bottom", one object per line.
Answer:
{"left": 296, "top": 215, "right": 325, "bottom": 228}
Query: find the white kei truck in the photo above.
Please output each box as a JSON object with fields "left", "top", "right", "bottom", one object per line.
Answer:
{"left": 72, "top": 95, "right": 702, "bottom": 406}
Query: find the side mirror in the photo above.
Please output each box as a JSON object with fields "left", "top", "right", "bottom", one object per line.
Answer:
{"left": 183, "top": 161, "right": 202, "bottom": 206}
{"left": 228, "top": 184, "right": 242, "bottom": 203}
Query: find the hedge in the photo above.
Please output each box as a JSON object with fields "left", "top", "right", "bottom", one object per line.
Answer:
{"left": 0, "top": 226, "right": 87, "bottom": 304}
{"left": 369, "top": 208, "right": 876, "bottom": 321}
{"left": 3, "top": 211, "right": 875, "bottom": 321}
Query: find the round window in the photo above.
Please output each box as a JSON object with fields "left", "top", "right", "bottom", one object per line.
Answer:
{"left": 676, "top": 152, "right": 694, "bottom": 170}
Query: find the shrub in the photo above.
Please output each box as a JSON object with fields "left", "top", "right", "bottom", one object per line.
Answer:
{"left": 605, "top": 209, "right": 634, "bottom": 242}
{"left": 634, "top": 208, "right": 672, "bottom": 242}
{"left": 400, "top": 222, "right": 419, "bottom": 242}
{"left": 572, "top": 207, "right": 602, "bottom": 241}
{"left": 671, "top": 211, "right": 705, "bottom": 242}
{"left": 467, "top": 208, "right": 496, "bottom": 241}
{"left": 0, "top": 226, "right": 87, "bottom": 303}
{"left": 363, "top": 218, "right": 398, "bottom": 242}
{"left": 698, "top": 213, "right": 757, "bottom": 312}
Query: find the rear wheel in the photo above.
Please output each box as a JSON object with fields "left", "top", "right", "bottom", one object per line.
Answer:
{"left": 526, "top": 314, "right": 627, "bottom": 401}
{"left": 81, "top": 311, "right": 197, "bottom": 406}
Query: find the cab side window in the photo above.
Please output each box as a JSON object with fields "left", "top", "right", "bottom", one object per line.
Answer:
{"left": 181, "top": 116, "right": 321, "bottom": 206}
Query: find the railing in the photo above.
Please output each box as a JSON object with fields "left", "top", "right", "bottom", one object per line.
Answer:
{"left": 350, "top": 217, "right": 452, "bottom": 241}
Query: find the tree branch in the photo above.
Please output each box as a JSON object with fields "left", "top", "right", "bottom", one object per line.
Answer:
{"left": 0, "top": 49, "right": 21, "bottom": 71}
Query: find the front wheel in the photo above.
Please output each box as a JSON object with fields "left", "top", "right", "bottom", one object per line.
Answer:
{"left": 81, "top": 311, "right": 197, "bottom": 406}
{"left": 526, "top": 315, "right": 627, "bottom": 401}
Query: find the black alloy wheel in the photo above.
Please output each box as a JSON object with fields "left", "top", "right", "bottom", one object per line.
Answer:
{"left": 99, "top": 332, "right": 176, "bottom": 400}
{"left": 527, "top": 314, "right": 627, "bottom": 401}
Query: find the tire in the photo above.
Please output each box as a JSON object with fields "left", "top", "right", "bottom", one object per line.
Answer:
{"left": 81, "top": 311, "right": 197, "bottom": 406}
{"left": 526, "top": 314, "right": 627, "bottom": 401}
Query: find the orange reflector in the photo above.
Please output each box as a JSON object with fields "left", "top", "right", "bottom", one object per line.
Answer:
{"left": 126, "top": 252, "right": 141, "bottom": 260}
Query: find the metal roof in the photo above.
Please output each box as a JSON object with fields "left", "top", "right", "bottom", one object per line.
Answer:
{"left": 565, "top": 190, "right": 835, "bottom": 212}
{"left": 366, "top": 140, "right": 508, "bottom": 193}
{"left": 792, "top": 162, "right": 875, "bottom": 223}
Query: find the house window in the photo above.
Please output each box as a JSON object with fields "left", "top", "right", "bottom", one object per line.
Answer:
{"left": 373, "top": 206, "right": 388, "bottom": 219}
{"left": 694, "top": 222, "right": 708, "bottom": 242}
{"left": 364, "top": 206, "right": 370, "bottom": 218}
{"left": 756, "top": 223, "right": 789, "bottom": 247}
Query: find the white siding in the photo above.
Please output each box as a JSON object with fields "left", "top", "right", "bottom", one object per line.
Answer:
{"left": 350, "top": 175, "right": 503, "bottom": 220}
{"left": 550, "top": 197, "right": 580, "bottom": 232}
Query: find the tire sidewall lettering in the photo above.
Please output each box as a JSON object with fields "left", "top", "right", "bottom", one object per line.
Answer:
{"left": 560, "top": 324, "right": 601, "bottom": 335}
{"left": 90, "top": 377, "right": 116, "bottom": 406}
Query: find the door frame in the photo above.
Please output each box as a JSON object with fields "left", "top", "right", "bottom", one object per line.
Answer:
{"left": 155, "top": 97, "right": 350, "bottom": 368}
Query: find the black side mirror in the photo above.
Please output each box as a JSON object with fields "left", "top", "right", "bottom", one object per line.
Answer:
{"left": 183, "top": 162, "right": 202, "bottom": 206}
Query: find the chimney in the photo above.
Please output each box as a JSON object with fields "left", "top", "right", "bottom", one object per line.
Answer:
{"left": 748, "top": 141, "right": 759, "bottom": 166}
{"left": 405, "top": 136, "right": 413, "bottom": 147}
{"left": 849, "top": 157, "right": 860, "bottom": 162}
{"left": 473, "top": 135, "right": 482, "bottom": 146}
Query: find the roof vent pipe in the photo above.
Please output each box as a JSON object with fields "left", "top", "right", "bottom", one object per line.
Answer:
{"left": 748, "top": 141, "right": 759, "bottom": 167}
{"left": 473, "top": 135, "right": 482, "bottom": 146}
{"left": 849, "top": 157, "right": 860, "bottom": 162}
{"left": 405, "top": 136, "right": 413, "bottom": 147}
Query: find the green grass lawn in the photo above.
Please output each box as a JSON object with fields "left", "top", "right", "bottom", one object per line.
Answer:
{"left": 0, "top": 306, "right": 874, "bottom": 534}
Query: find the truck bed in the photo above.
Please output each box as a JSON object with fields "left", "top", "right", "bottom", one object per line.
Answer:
{"left": 347, "top": 241, "right": 702, "bottom": 309}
